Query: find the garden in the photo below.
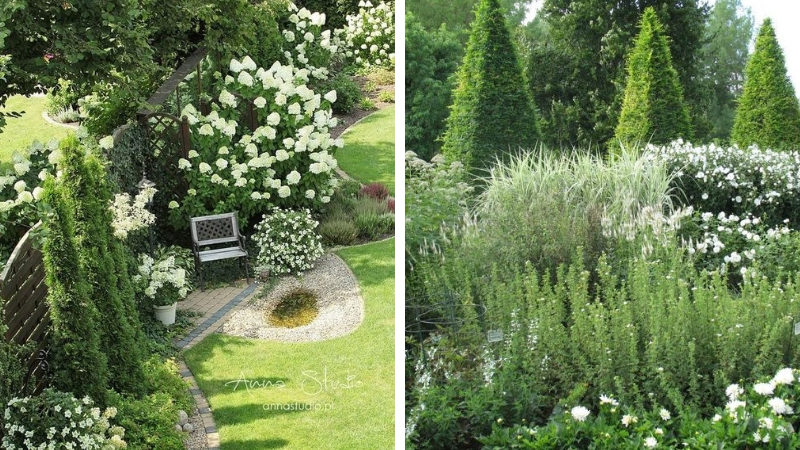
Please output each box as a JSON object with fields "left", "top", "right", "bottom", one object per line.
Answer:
{"left": 0, "top": 0, "right": 395, "bottom": 448}
{"left": 406, "top": 0, "right": 800, "bottom": 448}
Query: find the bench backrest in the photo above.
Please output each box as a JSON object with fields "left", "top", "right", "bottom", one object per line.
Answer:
{"left": 190, "top": 212, "right": 241, "bottom": 247}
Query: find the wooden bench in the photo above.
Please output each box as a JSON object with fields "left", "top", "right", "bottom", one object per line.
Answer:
{"left": 190, "top": 212, "right": 251, "bottom": 289}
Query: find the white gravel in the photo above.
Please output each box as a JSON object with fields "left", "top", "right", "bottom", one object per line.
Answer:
{"left": 220, "top": 253, "right": 364, "bottom": 342}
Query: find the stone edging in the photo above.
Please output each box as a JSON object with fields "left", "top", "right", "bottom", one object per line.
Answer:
{"left": 40, "top": 111, "right": 80, "bottom": 130}
{"left": 176, "top": 282, "right": 259, "bottom": 449}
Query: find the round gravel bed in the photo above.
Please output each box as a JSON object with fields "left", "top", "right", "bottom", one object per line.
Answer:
{"left": 219, "top": 253, "right": 364, "bottom": 342}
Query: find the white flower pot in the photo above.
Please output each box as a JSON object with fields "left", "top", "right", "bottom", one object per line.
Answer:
{"left": 154, "top": 302, "right": 177, "bottom": 326}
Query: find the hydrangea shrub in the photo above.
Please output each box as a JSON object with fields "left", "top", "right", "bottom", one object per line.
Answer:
{"left": 169, "top": 57, "right": 341, "bottom": 228}
{"left": 134, "top": 250, "right": 191, "bottom": 307}
{"left": 252, "top": 208, "right": 324, "bottom": 275}
{"left": 282, "top": 3, "right": 342, "bottom": 80}
{"left": 2, "top": 389, "right": 127, "bottom": 450}
{"left": 342, "top": 1, "right": 395, "bottom": 69}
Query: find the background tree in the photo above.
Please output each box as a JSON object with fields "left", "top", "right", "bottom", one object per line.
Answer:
{"left": 613, "top": 7, "right": 691, "bottom": 148}
{"left": 406, "top": 13, "right": 463, "bottom": 160}
{"left": 534, "top": 0, "right": 707, "bottom": 149}
{"left": 698, "top": 0, "right": 753, "bottom": 143}
{"left": 441, "top": 0, "right": 540, "bottom": 173}
{"left": 732, "top": 18, "right": 800, "bottom": 150}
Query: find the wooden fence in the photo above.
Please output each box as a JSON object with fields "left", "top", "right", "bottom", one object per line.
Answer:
{"left": 0, "top": 223, "right": 50, "bottom": 392}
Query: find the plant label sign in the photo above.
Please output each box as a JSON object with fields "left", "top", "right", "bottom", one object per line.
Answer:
{"left": 487, "top": 329, "right": 503, "bottom": 343}
{"left": 794, "top": 321, "right": 800, "bottom": 336}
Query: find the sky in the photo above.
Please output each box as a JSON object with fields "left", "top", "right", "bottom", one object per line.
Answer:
{"left": 524, "top": 0, "right": 800, "bottom": 93}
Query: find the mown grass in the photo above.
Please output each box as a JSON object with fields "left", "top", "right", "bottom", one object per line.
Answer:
{"left": 0, "top": 95, "right": 71, "bottom": 163}
{"left": 336, "top": 106, "right": 395, "bottom": 194}
{"left": 183, "top": 239, "right": 394, "bottom": 449}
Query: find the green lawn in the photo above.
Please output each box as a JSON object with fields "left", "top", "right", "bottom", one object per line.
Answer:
{"left": 0, "top": 95, "right": 71, "bottom": 162}
{"left": 337, "top": 106, "right": 395, "bottom": 194}
{"left": 183, "top": 239, "right": 395, "bottom": 449}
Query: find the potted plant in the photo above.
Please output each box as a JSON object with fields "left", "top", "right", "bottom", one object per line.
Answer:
{"left": 134, "top": 248, "right": 192, "bottom": 326}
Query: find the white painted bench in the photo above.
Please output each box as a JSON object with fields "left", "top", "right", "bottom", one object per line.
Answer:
{"left": 190, "top": 212, "right": 251, "bottom": 289}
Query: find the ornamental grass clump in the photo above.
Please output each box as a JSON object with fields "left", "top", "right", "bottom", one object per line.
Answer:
{"left": 467, "top": 149, "right": 676, "bottom": 277}
{"left": 253, "top": 208, "right": 324, "bottom": 275}
{"left": 169, "top": 56, "right": 342, "bottom": 228}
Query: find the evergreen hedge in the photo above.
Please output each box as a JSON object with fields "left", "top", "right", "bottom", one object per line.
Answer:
{"left": 41, "top": 175, "right": 109, "bottom": 402}
{"left": 441, "top": 0, "right": 540, "bottom": 173}
{"left": 612, "top": 7, "right": 692, "bottom": 149}
{"left": 59, "top": 137, "right": 146, "bottom": 396}
{"left": 731, "top": 18, "right": 800, "bottom": 151}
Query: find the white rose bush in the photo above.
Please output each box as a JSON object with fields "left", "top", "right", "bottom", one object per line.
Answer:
{"left": 170, "top": 56, "right": 342, "bottom": 228}
{"left": 342, "top": 1, "right": 395, "bottom": 69}
{"left": 252, "top": 208, "right": 323, "bottom": 275}
{"left": 2, "top": 389, "right": 127, "bottom": 450}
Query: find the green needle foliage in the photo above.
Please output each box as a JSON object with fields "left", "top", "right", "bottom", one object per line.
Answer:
{"left": 58, "top": 136, "right": 146, "bottom": 396}
{"left": 441, "top": 0, "right": 540, "bottom": 174}
{"left": 41, "top": 177, "right": 109, "bottom": 402}
{"left": 731, "top": 18, "right": 800, "bottom": 151}
{"left": 612, "top": 8, "right": 691, "bottom": 150}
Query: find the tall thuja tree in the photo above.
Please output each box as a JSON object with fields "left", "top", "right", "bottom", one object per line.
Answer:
{"left": 731, "top": 19, "right": 800, "bottom": 150}
{"left": 58, "top": 137, "right": 146, "bottom": 395}
{"left": 699, "top": 0, "right": 753, "bottom": 142}
{"left": 613, "top": 8, "right": 691, "bottom": 148}
{"left": 41, "top": 177, "right": 109, "bottom": 402}
{"left": 441, "top": 0, "right": 540, "bottom": 173}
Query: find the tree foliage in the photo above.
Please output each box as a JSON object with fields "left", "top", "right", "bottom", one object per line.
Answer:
{"left": 731, "top": 18, "right": 800, "bottom": 151}
{"left": 535, "top": 0, "right": 707, "bottom": 149}
{"left": 406, "top": 12, "right": 463, "bottom": 160}
{"left": 441, "top": 0, "right": 540, "bottom": 173}
{"left": 698, "top": 0, "right": 753, "bottom": 142}
{"left": 58, "top": 137, "right": 146, "bottom": 396}
{"left": 613, "top": 7, "right": 691, "bottom": 148}
{"left": 41, "top": 171, "right": 109, "bottom": 402}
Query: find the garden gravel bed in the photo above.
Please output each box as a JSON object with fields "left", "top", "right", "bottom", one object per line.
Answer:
{"left": 183, "top": 407, "right": 206, "bottom": 449}
{"left": 219, "top": 253, "right": 364, "bottom": 342}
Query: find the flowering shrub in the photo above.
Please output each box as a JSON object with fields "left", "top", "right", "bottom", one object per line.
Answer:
{"left": 646, "top": 140, "right": 800, "bottom": 228}
{"left": 169, "top": 57, "right": 342, "bottom": 227}
{"left": 282, "top": 3, "right": 342, "bottom": 81}
{"left": 253, "top": 208, "right": 323, "bottom": 275}
{"left": 342, "top": 1, "right": 395, "bottom": 69}
{"left": 0, "top": 140, "right": 61, "bottom": 251}
{"left": 405, "top": 151, "right": 472, "bottom": 256}
{"left": 2, "top": 389, "right": 127, "bottom": 449}
{"left": 482, "top": 368, "right": 800, "bottom": 449}
{"left": 109, "top": 187, "right": 156, "bottom": 240}
{"left": 134, "top": 247, "right": 192, "bottom": 306}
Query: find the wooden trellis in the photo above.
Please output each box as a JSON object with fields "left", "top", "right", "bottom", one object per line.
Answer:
{"left": 0, "top": 223, "right": 50, "bottom": 392}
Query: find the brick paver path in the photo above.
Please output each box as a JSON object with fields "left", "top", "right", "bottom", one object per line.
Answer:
{"left": 176, "top": 281, "right": 259, "bottom": 449}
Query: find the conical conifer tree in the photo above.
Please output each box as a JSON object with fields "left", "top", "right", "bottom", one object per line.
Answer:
{"left": 732, "top": 18, "right": 800, "bottom": 150}
{"left": 441, "top": 0, "right": 540, "bottom": 173}
{"left": 612, "top": 7, "right": 692, "bottom": 149}
{"left": 58, "top": 136, "right": 146, "bottom": 395}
